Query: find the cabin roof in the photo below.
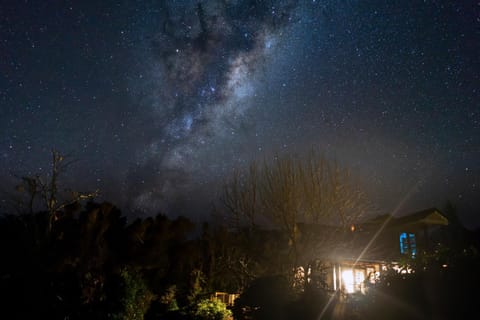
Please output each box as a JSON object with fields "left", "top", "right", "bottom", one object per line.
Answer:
{"left": 363, "top": 207, "right": 448, "bottom": 229}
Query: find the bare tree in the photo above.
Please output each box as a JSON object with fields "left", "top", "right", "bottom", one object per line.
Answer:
{"left": 222, "top": 151, "right": 370, "bottom": 285}
{"left": 14, "top": 150, "right": 99, "bottom": 231}
{"left": 222, "top": 163, "right": 259, "bottom": 230}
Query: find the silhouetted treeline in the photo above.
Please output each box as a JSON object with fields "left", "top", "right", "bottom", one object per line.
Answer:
{"left": 1, "top": 201, "right": 480, "bottom": 319}
{"left": 0, "top": 201, "right": 290, "bottom": 319}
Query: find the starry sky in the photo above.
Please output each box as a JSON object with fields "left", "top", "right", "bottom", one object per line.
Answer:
{"left": 1, "top": 1, "right": 479, "bottom": 227}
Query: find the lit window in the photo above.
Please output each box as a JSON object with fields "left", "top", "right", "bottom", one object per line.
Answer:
{"left": 409, "top": 233, "right": 416, "bottom": 256}
{"left": 341, "top": 269, "right": 354, "bottom": 293}
{"left": 341, "top": 268, "right": 366, "bottom": 294}
{"left": 399, "top": 232, "right": 407, "bottom": 254}
{"left": 399, "top": 232, "right": 416, "bottom": 256}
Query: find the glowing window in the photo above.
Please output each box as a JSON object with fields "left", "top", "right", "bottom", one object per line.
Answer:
{"left": 341, "top": 268, "right": 366, "bottom": 293}
{"left": 341, "top": 269, "right": 354, "bottom": 293}
{"left": 399, "top": 232, "right": 416, "bottom": 256}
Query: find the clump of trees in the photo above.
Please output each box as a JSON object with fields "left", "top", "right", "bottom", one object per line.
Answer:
{"left": 0, "top": 151, "right": 232, "bottom": 319}
{"left": 0, "top": 200, "right": 237, "bottom": 319}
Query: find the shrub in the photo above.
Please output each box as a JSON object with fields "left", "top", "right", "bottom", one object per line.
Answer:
{"left": 232, "top": 275, "right": 294, "bottom": 320}
{"left": 114, "top": 268, "right": 155, "bottom": 320}
{"left": 193, "top": 298, "right": 232, "bottom": 320}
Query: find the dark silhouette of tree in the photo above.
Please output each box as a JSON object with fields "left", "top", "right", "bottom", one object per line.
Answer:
{"left": 0, "top": 200, "right": 203, "bottom": 319}
{"left": 13, "top": 150, "right": 98, "bottom": 231}
{"left": 222, "top": 152, "right": 370, "bottom": 287}
{"left": 200, "top": 223, "right": 284, "bottom": 294}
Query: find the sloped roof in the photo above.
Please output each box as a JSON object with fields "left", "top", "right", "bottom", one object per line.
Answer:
{"left": 363, "top": 207, "right": 448, "bottom": 229}
{"left": 394, "top": 208, "right": 448, "bottom": 226}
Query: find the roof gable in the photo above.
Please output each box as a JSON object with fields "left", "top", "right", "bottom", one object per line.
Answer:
{"left": 395, "top": 208, "right": 449, "bottom": 227}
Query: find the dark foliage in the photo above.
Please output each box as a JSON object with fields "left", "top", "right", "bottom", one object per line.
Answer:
{"left": 357, "top": 250, "right": 480, "bottom": 320}
{"left": 288, "top": 285, "right": 335, "bottom": 320}
{"left": 1, "top": 198, "right": 479, "bottom": 319}
{"left": 232, "top": 276, "right": 339, "bottom": 320}
{"left": 232, "top": 275, "right": 294, "bottom": 320}
{"left": 0, "top": 202, "right": 201, "bottom": 319}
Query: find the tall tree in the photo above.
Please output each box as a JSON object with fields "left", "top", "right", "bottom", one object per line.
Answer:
{"left": 14, "top": 150, "right": 98, "bottom": 231}
{"left": 223, "top": 152, "right": 370, "bottom": 285}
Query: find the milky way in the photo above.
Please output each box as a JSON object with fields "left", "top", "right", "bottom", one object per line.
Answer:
{"left": 0, "top": 1, "right": 479, "bottom": 226}
{"left": 126, "top": 1, "right": 299, "bottom": 212}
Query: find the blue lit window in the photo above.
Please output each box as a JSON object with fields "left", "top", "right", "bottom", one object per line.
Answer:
{"left": 399, "top": 232, "right": 416, "bottom": 256}
{"left": 399, "top": 232, "right": 408, "bottom": 254}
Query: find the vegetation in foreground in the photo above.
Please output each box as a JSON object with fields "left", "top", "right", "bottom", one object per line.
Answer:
{"left": 1, "top": 199, "right": 478, "bottom": 319}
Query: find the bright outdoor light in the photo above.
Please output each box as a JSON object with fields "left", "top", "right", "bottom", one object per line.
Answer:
{"left": 342, "top": 269, "right": 355, "bottom": 293}
{"left": 341, "top": 268, "right": 365, "bottom": 294}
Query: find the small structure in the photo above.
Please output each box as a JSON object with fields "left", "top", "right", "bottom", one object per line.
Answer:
{"left": 212, "top": 291, "right": 240, "bottom": 306}
{"left": 316, "top": 208, "right": 450, "bottom": 294}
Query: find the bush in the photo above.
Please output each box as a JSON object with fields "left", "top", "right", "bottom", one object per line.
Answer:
{"left": 193, "top": 298, "right": 232, "bottom": 320}
{"left": 288, "top": 286, "right": 334, "bottom": 320}
{"left": 232, "top": 275, "right": 294, "bottom": 320}
{"left": 114, "top": 268, "right": 155, "bottom": 320}
{"left": 361, "top": 254, "right": 480, "bottom": 319}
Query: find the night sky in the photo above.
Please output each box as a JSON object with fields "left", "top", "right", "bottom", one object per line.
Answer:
{"left": 1, "top": 1, "right": 479, "bottom": 227}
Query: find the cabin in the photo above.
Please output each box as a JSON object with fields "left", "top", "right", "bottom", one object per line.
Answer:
{"left": 212, "top": 208, "right": 451, "bottom": 299}
{"left": 316, "top": 208, "right": 450, "bottom": 294}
